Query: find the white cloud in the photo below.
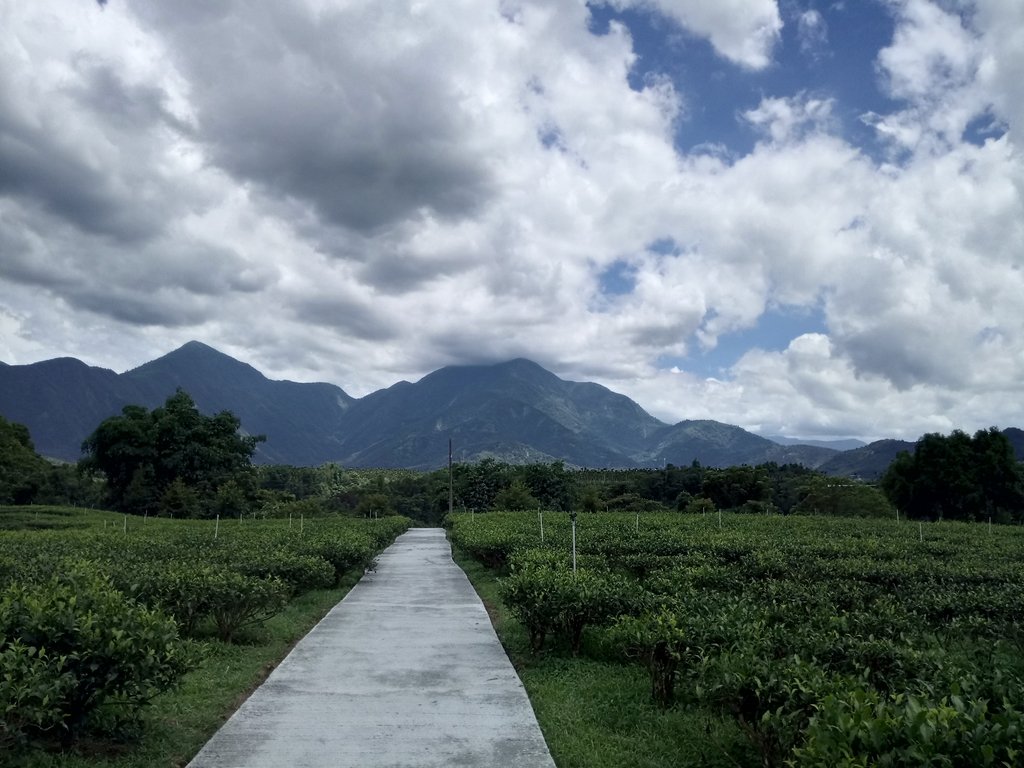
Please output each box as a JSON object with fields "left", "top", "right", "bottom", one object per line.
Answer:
{"left": 797, "top": 9, "right": 828, "bottom": 59}
{"left": 743, "top": 93, "right": 835, "bottom": 143}
{"left": 878, "top": 0, "right": 978, "bottom": 102}
{"left": 868, "top": 0, "right": 989, "bottom": 153}
{"left": 600, "top": 0, "right": 782, "bottom": 69}
{"left": 1, "top": 0, "right": 1023, "bottom": 444}
{"left": 971, "top": 0, "right": 1024, "bottom": 141}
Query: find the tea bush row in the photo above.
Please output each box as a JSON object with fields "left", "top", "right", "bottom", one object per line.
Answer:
{"left": 0, "top": 513, "right": 410, "bottom": 756}
{"left": 450, "top": 511, "right": 1024, "bottom": 766}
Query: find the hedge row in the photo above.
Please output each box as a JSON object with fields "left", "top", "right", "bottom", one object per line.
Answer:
{"left": 451, "top": 511, "right": 1024, "bottom": 767}
{"left": 0, "top": 513, "right": 410, "bottom": 757}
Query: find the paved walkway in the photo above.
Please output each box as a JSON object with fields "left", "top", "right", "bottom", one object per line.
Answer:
{"left": 187, "top": 528, "right": 556, "bottom": 768}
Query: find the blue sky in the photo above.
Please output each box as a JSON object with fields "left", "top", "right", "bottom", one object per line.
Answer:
{"left": 591, "top": 2, "right": 899, "bottom": 154}
{"left": 1, "top": 0, "right": 1023, "bottom": 441}
{"left": 593, "top": 0, "right": 898, "bottom": 377}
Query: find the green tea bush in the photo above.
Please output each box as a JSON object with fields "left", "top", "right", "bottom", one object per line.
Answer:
{"left": 611, "top": 605, "right": 693, "bottom": 708}
{"left": 696, "top": 649, "right": 842, "bottom": 768}
{"left": 206, "top": 571, "right": 289, "bottom": 643}
{"left": 118, "top": 561, "right": 231, "bottom": 637}
{"left": 793, "top": 685, "right": 1024, "bottom": 767}
{"left": 0, "top": 567, "right": 188, "bottom": 752}
{"left": 0, "top": 641, "right": 76, "bottom": 754}
{"left": 500, "top": 554, "right": 637, "bottom": 655}
{"left": 233, "top": 550, "right": 335, "bottom": 592}
{"left": 300, "top": 532, "right": 375, "bottom": 583}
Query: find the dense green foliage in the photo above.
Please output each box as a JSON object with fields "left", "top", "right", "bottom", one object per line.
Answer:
{"left": 575, "top": 462, "right": 895, "bottom": 518}
{"left": 882, "top": 428, "right": 1024, "bottom": 522}
{"left": 0, "top": 415, "right": 48, "bottom": 505}
{"left": 451, "top": 511, "right": 1024, "bottom": 766}
{"left": 0, "top": 416, "right": 103, "bottom": 509}
{"left": 454, "top": 549, "right": 756, "bottom": 768}
{"left": 250, "top": 459, "right": 899, "bottom": 525}
{"left": 0, "top": 507, "right": 410, "bottom": 760}
{"left": 500, "top": 551, "right": 633, "bottom": 654}
{"left": 248, "top": 459, "right": 576, "bottom": 524}
{"left": 1, "top": 569, "right": 189, "bottom": 752}
{"left": 79, "top": 391, "right": 264, "bottom": 516}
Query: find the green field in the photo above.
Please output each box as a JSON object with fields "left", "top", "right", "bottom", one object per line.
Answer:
{"left": 449, "top": 511, "right": 1024, "bottom": 767}
{"left": 6, "top": 506, "right": 1023, "bottom": 766}
{"left": 0, "top": 506, "right": 410, "bottom": 766}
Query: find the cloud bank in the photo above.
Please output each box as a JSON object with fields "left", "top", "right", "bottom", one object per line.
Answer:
{"left": 1, "top": 0, "right": 1022, "bottom": 442}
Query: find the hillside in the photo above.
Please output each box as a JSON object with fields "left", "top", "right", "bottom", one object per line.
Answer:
{"left": 1, "top": 342, "right": 1019, "bottom": 474}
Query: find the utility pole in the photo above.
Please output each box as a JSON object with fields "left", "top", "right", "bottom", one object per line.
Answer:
{"left": 448, "top": 437, "right": 454, "bottom": 516}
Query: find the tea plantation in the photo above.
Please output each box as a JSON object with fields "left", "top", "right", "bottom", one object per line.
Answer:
{"left": 450, "top": 511, "right": 1024, "bottom": 767}
{"left": 0, "top": 506, "right": 409, "bottom": 763}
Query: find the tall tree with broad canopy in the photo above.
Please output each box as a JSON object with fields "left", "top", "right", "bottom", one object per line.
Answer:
{"left": 80, "top": 390, "right": 264, "bottom": 515}
{"left": 881, "top": 428, "right": 1024, "bottom": 522}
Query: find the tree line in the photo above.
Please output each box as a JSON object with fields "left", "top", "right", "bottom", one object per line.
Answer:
{"left": 881, "top": 427, "right": 1024, "bottom": 522}
{"left": 1, "top": 390, "right": 1022, "bottom": 524}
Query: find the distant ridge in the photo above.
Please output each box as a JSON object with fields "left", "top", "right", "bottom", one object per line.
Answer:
{"left": 1, "top": 342, "right": 1020, "bottom": 474}
{"left": 815, "top": 439, "right": 917, "bottom": 481}
{"left": 0, "top": 342, "right": 354, "bottom": 465}
{"left": 764, "top": 435, "right": 867, "bottom": 451}
{"left": 123, "top": 341, "right": 354, "bottom": 464}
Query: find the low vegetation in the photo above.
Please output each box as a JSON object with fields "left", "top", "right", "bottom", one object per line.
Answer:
{"left": 0, "top": 507, "right": 409, "bottom": 764}
{"left": 450, "top": 511, "right": 1024, "bottom": 767}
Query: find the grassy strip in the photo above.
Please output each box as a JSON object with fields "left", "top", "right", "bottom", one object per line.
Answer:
{"left": 24, "top": 572, "right": 364, "bottom": 768}
{"left": 0, "top": 505, "right": 121, "bottom": 531}
{"left": 452, "top": 548, "right": 755, "bottom": 768}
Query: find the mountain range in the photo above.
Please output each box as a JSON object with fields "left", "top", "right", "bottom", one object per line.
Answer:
{"left": 1, "top": 341, "right": 1019, "bottom": 476}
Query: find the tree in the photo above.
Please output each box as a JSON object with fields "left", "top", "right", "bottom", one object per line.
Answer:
{"left": 792, "top": 477, "right": 893, "bottom": 518}
{"left": 701, "top": 466, "right": 770, "bottom": 510}
{"left": 493, "top": 478, "right": 539, "bottom": 511}
{"left": 80, "top": 390, "right": 264, "bottom": 515}
{"left": 453, "top": 458, "right": 508, "bottom": 510}
{"left": 881, "top": 428, "right": 1024, "bottom": 522}
{"left": 80, "top": 405, "right": 155, "bottom": 509}
{"left": 158, "top": 478, "right": 199, "bottom": 518}
{"left": 0, "top": 416, "right": 49, "bottom": 504}
{"left": 520, "top": 462, "right": 575, "bottom": 510}
{"left": 356, "top": 492, "right": 392, "bottom": 518}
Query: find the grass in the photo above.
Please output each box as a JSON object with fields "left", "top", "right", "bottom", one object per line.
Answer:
{"left": 0, "top": 505, "right": 122, "bottom": 531}
{"left": 452, "top": 548, "right": 756, "bottom": 768}
{"left": 22, "top": 573, "right": 363, "bottom": 768}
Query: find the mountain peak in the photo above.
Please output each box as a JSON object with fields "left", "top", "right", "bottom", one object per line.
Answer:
{"left": 166, "top": 340, "right": 238, "bottom": 362}
{"left": 417, "top": 357, "right": 554, "bottom": 388}
{"left": 489, "top": 357, "right": 557, "bottom": 379}
{"left": 128, "top": 341, "right": 263, "bottom": 380}
{"left": 177, "top": 340, "right": 219, "bottom": 354}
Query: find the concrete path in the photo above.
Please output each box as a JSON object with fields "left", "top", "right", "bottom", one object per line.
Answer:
{"left": 187, "top": 528, "right": 556, "bottom": 768}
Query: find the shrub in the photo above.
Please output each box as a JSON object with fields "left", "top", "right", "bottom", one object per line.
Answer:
{"left": 119, "top": 562, "right": 227, "bottom": 637}
{"left": 0, "top": 641, "right": 77, "bottom": 754}
{"left": 696, "top": 649, "right": 841, "bottom": 768}
{"left": 611, "top": 605, "right": 693, "bottom": 709}
{"left": 793, "top": 685, "right": 1024, "bottom": 767}
{"left": 206, "top": 571, "right": 289, "bottom": 643}
{"left": 500, "top": 556, "right": 636, "bottom": 654}
{"left": 300, "top": 532, "right": 375, "bottom": 583}
{"left": 0, "top": 567, "right": 188, "bottom": 751}
{"left": 232, "top": 550, "right": 335, "bottom": 593}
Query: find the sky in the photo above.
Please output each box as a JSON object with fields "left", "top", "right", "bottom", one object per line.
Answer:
{"left": 1, "top": 0, "right": 1022, "bottom": 442}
